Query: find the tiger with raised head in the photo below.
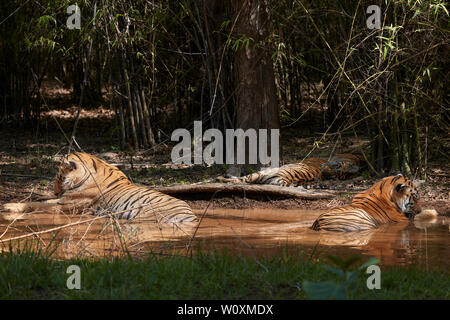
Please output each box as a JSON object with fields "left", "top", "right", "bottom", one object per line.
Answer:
{"left": 217, "top": 153, "right": 363, "bottom": 187}
{"left": 311, "top": 174, "right": 421, "bottom": 232}
{"left": 2, "top": 152, "right": 198, "bottom": 225}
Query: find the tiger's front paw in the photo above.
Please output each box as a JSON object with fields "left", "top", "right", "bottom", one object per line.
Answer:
{"left": 2, "top": 203, "right": 30, "bottom": 213}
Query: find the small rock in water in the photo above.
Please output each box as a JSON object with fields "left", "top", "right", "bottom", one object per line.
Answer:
{"left": 1, "top": 212, "right": 29, "bottom": 222}
{"left": 414, "top": 209, "right": 438, "bottom": 221}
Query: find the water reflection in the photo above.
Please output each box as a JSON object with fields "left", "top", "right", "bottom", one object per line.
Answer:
{"left": 188, "top": 209, "right": 449, "bottom": 268}
{"left": 0, "top": 208, "right": 448, "bottom": 268}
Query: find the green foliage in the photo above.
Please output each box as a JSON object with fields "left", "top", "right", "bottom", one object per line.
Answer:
{"left": 280, "top": 108, "right": 294, "bottom": 122}
{"left": 37, "top": 15, "right": 57, "bottom": 28}
{"left": 303, "top": 256, "right": 380, "bottom": 300}
{"left": 0, "top": 247, "right": 448, "bottom": 299}
{"left": 226, "top": 34, "right": 255, "bottom": 52}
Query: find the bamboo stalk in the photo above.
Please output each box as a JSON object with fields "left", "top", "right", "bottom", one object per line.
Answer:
{"left": 139, "top": 86, "right": 155, "bottom": 147}
{"left": 400, "top": 102, "right": 411, "bottom": 175}
{"left": 134, "top": 86, "right": 148, "bottom": 148}
{"left": 122, "top": 56, "right": 139, "bottom": 150}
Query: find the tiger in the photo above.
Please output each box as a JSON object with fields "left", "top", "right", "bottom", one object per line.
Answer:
{"left": 217, "top": 158, "right": 327, "bottom": 187}
{"left": 2, "top": 152, "right": 198, "bottom": 225}
{"left": 217, "top": 153, "right": 363, "bottom": 187}
{"left": 319, "top": 153, "right": 363, "bottom": 180}
{"left": 311, "top": 174, "right": 421, "bottom": 232}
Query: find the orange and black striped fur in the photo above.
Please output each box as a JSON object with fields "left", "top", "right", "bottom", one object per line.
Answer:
{"left": 319, "top": 153, "right": 362, "bottom": 180}
{"left": 218, "top": 158, "right": 327, "bottom": 187}
{"left": 311, "top": 174, "right": 421, "bottom": 232}
{"left": 2, "top": 152, "right": 197, "bottom": 224}
{"left": 217, "top": 153, "right": 362, "bottom": 187}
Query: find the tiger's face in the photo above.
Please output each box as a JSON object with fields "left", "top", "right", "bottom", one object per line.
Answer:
{"left": 54, "top": 152, "right": 98, "bottom": 195}
{"left": 390, "top": 175, "right": 422, "bottom": 219}
{"left": 319, "top": 153, "right": 362, "bottom": 179}
{"left": 320, "top": 159, "right": 360, "bottom": 179}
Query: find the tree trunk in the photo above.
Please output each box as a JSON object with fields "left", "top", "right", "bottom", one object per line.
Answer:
{"left": 230, "top": 0, "right": 280, "bottom": 173}
{"left": 155, "top": 183, "right": 334, "bottom": 200}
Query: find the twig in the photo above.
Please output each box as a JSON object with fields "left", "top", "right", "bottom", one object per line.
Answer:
{"left": 185, "top": 190, "right": 220, "bottom": 257}
{"left": 0, "top": 203, "right": 150, "bottom": 243}
{"left": 1, "top": 173, "right": 51, "bottom": 179}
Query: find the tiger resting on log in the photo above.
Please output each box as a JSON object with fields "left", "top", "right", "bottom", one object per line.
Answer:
{"left": 217, "top": 153, "right": 364, "bottom": 187}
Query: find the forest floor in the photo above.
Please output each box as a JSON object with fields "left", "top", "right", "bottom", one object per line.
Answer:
{"left": 0, "top": 81, "right": 448, "bottom": 216}
{"left": 0, "top": 135, "right": 448, "bottom": 216}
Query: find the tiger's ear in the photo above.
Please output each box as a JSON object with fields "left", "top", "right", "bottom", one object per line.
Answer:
{"left": 61, "top": 161, "right": 76, "bottom": 171}
{"left": 69, "top": 161, "right": 77, "bottom": 170}
{"left": 395, "top": 184, "right": 407, "bottom": 193}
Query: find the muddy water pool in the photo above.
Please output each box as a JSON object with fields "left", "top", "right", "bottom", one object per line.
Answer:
{"left": 0, "top": 208, "right": 448, "bottom": 268}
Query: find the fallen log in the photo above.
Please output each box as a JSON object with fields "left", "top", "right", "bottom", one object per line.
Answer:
{"left": 154, "top": 183, "right": 335, "bottom": 200}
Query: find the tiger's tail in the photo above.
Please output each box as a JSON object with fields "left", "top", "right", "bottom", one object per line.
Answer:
{"left": 216, "top": 175, "right": 245, "bottom": 184}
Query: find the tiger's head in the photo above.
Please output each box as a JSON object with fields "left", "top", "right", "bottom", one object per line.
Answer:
{"left": 54, "top": 152, "right": 126, "bottom": 196}
{"left": 390, "top": 174, "right": 422, "bottom": 219}
{"left": 320, "top": 153, "right": 362, "bottom": 179}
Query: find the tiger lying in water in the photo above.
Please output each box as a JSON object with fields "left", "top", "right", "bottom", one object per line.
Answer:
{"left": 217, "top": 153, "right": 362, "bottom": 187}
{"left": 2, "top": 152, "right": 198, "bottom": 225}
{"left": 311, "top": 174, "right": 421, "bottom": 232}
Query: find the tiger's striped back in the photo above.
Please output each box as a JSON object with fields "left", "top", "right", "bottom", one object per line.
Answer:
{"left": 100, "top": 183, "right": 195, "bottom": 223}
{"left": 216, "top": 152, "right": 363, "bottom": 187}
{"left": 61, "top": 152, "right": 197, "bottom": 224}
{"left": 319, "top": 153, "right": 363, "bottom": 179}
{"left": 217, "top": 158, "right": 326, "bottom": 187}
{"left": 311, "top": 206, "right": 379, "bottom": 232}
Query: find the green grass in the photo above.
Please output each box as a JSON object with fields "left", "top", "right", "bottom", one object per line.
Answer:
{"left": 0, "top": 246, "right": 448, "bottom": 299}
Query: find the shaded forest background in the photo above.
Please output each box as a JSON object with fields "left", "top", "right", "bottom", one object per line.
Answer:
{"left": 0, "top": 0, "right": 448, "bottom": 177}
